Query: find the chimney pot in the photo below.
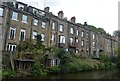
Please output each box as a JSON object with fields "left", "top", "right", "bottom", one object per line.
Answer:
{"left": 71, "top": 16, "right": 76, "bottom": 23}
{"left": 44, "top": 7, "right": 49, "bottom": 12}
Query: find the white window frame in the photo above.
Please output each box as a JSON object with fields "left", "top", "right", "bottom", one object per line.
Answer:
{"left": 42, "top": 21, "right": 46, "bottom": 28}
{"left": 12, "top": 12, "right": 18, "bottom": 20}
{"left": 93, "top": 34, "right": 95, "bottom": 39}
{"left": 22, "top": 15, "right": 27, "bottom": 23}
{"left": 51, "top": 34, "right": 55, "bottom": 42}
{"left": 76, "top": 38, "right": 79, "bottom": 43}
{"left": 9, "top": 27, "right": 16, "bottom": 39}
{"left": 52, "top": 22, "right": 55, "bottom": 30}
{"left": 6, "top": 44, "right": 16, "bottom": 51}
{"left": 51, "top": 59, "right": 55, "bottom": 66}
{"left": 0, "top": 8, "right": 3, "bottom": 16}
{"left": 81, "top": 40, "right": 84, "bottom": 47}
{"left": 70, "top": 27, "right": 73, "bottom": 34}
{"left": 33, "top": 18, "right": 38, "bottom": 26}
{"left": 32, "top": 31, "right": 37, "bottom": 39}
{"left": 82, "top": 31, "right": 84, "bottom": 37}
{"left": 59, "top": 35, "right": 65, "bottom": 43}
{"left": 19, "top": 29, "right": 26, "bottom": 41}
{"left": 77, "top": 30, "right": 79, "bottom": 35}
{"left": 41, "top": 33, "right": 45, "bottom": 41}
{"left": 70, "top": 38, "right": 73, "bottom": 43}
{"left": 59, "top": 24, "right": 63, "bottom": 32}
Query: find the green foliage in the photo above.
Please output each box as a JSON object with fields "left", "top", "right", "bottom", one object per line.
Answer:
{"left": 99, "top": 52, "right": 110, "bottom": 63}
{"left": 114, "top": 47, "right": 120, "bottom": 68}
{"left": 49, "top": 66, "right": 61, "bottom": 74}
{"left": 16, "top": 39, "right": 34, "bottom": 52}
{"left": 113, "top": 30, "right": 120, "bottom": 37}
{"left": 31, "top": 61, "right": 47, "bottom": 77}
{"left": 2, "top": 69, "right": 17, "bottom": 78}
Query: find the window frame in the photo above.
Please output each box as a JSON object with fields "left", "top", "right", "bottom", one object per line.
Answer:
{"left": 9, "top": 27, "right": 16, "bottom": 40}
{"left": 41, "top": 33, "right": 45, "bottom": 41}
{"left": 12, "top": 12, "right": 18, "bottom": 20}
{"left": 22, "top": 15, "right": 27, "bottom": 23}
{"left": 0, "top": 8, "right": 3, "bottom": 16}
{"left": 59, "top": 24, "right": 64, "bottom": 32}
{"left": 19, "top": 29, "right": 26, "bottom": 41}
{"left": 42, "top": 21, "right": 46, "bottom": 28}
{"left": 33, "top": 18, "right": 38, "bottom": 26}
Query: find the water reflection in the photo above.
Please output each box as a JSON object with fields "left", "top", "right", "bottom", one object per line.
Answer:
{"left": 42, "top": 69, "right": 120, "bottom": 79}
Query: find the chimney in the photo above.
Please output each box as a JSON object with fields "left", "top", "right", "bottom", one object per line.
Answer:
{"left": 44, "top": 7, "right": 49, "bottom": 12}
{"left": 58, "top": 11, "right": 64, "bottom": 19}
{"left": 71, "top": 16, "right": 76, "bottom": 23}
{"left": 84, "top": 22, "right": 87, "bottom": 25}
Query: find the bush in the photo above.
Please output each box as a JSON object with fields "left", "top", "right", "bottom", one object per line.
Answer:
{"left": 31, "top": 62, "right": 47, "bottom": 77}
{"left": 49, "top": 66, "right": 61, "bottom": 74}
{"left": 2, "top": 69, "right": 16, "bottom": 78}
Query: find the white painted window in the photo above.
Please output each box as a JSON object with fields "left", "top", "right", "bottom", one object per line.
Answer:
{"left": 41, "top": 33, "right": 45, "bottom": 41}
{"left": 22, "top": 15, "right": 27, "bottom": 23}
{"left": 52, "top": 22, "right": 55, "bottom": 30}
{"left": 18, "top": 4, "right": 24, "bottom": 10}
{"left": 0, "top": 8, "right": 3, "bottom": 16}
{"left": 70, "top": 38, "right": 73, "bottom": 43}
{"left": 7, "top": 44, "right": 16, "bottom": 51}
{"left": 51, "top": 59, "right": 55, "bottom": 66}
{"left": 42, "top": 21, "right": 46, "bottom": 28}
{"left": 59, "top": 24, "right": 63, "bottom": 32}
{"left": 9, "top": 27, "right": 16, "bottom": 39}
{"left": 51, "top": 34, "right": 55, "bottom": 42}
{"left": 12, "top": 12, "right": 18, "bottom": 20}
{"left": 93, "top": 41, "right": 95, "bottom": 48}
{"left": 93, "top": 34, "right": 95, "bottom": 39}
{"left": 77, "top": 30, "right": 79, "bottom": 35}
{"left": 32, "top": 31, "right": 37, "bottom": 39}
{"left": 20, "top": 29, "right": 26, "bottom": 41}
{"left": 70, "top": 27, "right": 73, "bottom": 34}
{"left": 59, "top": 35, "right": 65, "bottom": 43}
{"left": 81, "top": 40, "right": 84, "bottom": 47}
{"left": 33, "top": 19, "right": 38, "bottom": 26}
{"left": 76, "top": 38, "right": 79, "bottom": 43}
{"left": 82, "top": 31, "right": 84, "bottom": 37}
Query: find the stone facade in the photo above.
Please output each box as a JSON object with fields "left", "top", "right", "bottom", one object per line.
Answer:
{"left": 0, "top": 1, "right": 118, "bottom": 58}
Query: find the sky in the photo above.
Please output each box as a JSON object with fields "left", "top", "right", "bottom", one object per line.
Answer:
{"left": 18, "top": 0, "right": 119, "bottom": 35}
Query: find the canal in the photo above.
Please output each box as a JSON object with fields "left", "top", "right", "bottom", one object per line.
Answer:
{"left": 40, "top": 69, "right": 120, "bottom": 79}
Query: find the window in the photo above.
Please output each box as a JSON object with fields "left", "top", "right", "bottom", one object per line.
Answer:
{"left": 93, "top": 34, "right": 95, "bottom": 39}
{"left": 81, "top": 31, "right": 84, "bottom": 37}
{"left": 70, "top": 38, "right": 73, "bottom": 43}
{"left": 41, "top": 33, "right": 45, "bottom": 41}
{"left": 51, "top": 34, "right": 55, "bottom": 42}
{"left": 76, "top": 38, "right": 79, "bottom": 43}
{"left": 0, "top": 8, "right": 3, "bottom": 16}
{"left": 33, "top": 19, "right": 38, "bottom": 26}
{"left": 59, "top": 24, "right": 64, "bottom": 32}
{"left": 52, "top": 22, "right": 55, "bottom": 30}
{"left": 20, "top": 29, "right": 26, "bottom": 41}
{"left": 22, "top": 15, "right": 27, "bottom": 23}
{"left": 32, "top": 31, "right": 37, "bottom": 39}
{"left": 42, "top": 21, "right": 46, "bottom": 28}
{"left": 9, "top": 27, "right": 16, "bottom": 39}
{"left": 59, "top": 35, "right": 65, "bottom": 43}
{"left": 93, "top": 41, "right": 95, "bottom": 48}
{"left": 51, "top": 59, "right": 55, "bottom": 66}
{"left": 81, "top": 40, "right": 84, "bottom": 47}
{"left": 12, "top": 12, "right": 18, "bottom": 20}
{"left": 18, "top": 4, "right": 24, "bottom": 10}
{"left": 77, "top": 30, "right": 79, "bottom": 35}
{"left": 70, "top": 27, "right": 73, "bottom": 34}
{"left": 6, "top": 44, "right": 16, "bottom": 51}
{"left": 86, "top": 32, "right": 89, "bottom": 39}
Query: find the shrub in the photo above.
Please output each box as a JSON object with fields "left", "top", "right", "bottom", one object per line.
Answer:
{"left": 2, "top": 69, "right": 16, "bottom": 78}
{"left": 49, "top": 66, "right": 61, "bottom": 74}
{"left": 31, "top": 62, "right": 47, "bottom": 77}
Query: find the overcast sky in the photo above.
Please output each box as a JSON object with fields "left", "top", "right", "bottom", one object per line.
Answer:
{"left": 18, "top": 0, "right": 119, "bottom": 35}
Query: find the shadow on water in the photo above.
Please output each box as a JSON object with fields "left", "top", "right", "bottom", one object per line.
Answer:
{"left": 40, "top": 69, "right": 120, "bottom": 79}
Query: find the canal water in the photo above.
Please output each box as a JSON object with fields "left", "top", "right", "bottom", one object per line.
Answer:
{"left": 40, "top": 69, "right": 120, "bottom": 79}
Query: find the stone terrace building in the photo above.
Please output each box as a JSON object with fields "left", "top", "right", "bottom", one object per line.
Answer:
{"left": 0, "top": 1, "right": 118, "bottom": 58}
